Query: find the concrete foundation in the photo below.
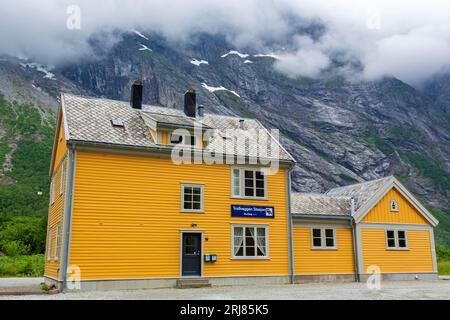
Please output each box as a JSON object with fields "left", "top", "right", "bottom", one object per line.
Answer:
{"left": 359, "top": 272, "right": 439, "bottom": 282}
{"left": 294, "top": 274, "right": 355, "bottom": 283}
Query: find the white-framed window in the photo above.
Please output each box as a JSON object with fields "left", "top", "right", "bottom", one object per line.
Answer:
{"left": 311, "top": 228, "right": 337, "bottom": 249}
{"left": 386, "top": 230, "right": 408, "bottom": 249}
{"left": 169, "top": 132, "right": 199, "bottom": 147}
{"left": 60, "top": 159, "right": 66, "bottom": 195}
{"left": 46, "top": 229, "right": 52, "bottom": 261}
{"left": 181, "top": 184, "right": 204, "bottom": 213}
{"left": 54, "top": 223, "right": 62, "bottom": 260}
{"left": 231, "top": 168, "right": 267, "bottom": 199}
{"left": 232, "top": 225, "right": 268, "bottom": 259}
{"left": 390, "top": 199, "right": 399, "bottom": 212}
{"left": 50, "top": 175, "right": 56, "bottom": 204}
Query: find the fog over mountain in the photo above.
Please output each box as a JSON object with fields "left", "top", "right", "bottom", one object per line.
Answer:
{"left": 1, "top": 0, "right": 450, "bottom": 86}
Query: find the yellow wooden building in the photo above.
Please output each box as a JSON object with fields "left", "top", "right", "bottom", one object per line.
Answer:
{"left": 44, "top": 82, "right": 439, "bottom": 291}
{"left": 44, "top": 83, "right": 296, "bottom": 290}
{"left": 291, "top": 176, "right": 439, "bottom": 282}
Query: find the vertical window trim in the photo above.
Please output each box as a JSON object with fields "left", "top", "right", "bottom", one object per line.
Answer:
{"left": 60, "top": 159, "right": 66, "bottom": 195}
{"left": 230, "top": 167, "right": 268, "bottom": 200}
{"left": 180, "top": 183, "right": 205, "bottom": 213}
{"left": 54, "top": 223, "right": 61, "bottom": 261}
{"left": 231, "top": 224, "right": 269, "bottom": 259}
{"left": 386, "top": 229, "right": 409, "bottom": 250}
{"left": 50, "top": 175, "right": 56, "bottom": 204}
{"left": 311, "top": 227, "right": 337, "bottom": 250}
{"left": 46, "top": 229, "right": 52, "bottom": 261}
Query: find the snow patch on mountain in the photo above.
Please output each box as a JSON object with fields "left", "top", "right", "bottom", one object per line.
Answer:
{"left": 132, "top": 30, "right": 149, "bottom": 40}
{"left": 221, "top": 51, "right": 249, "bottom": 59}
{"left": 244, "top": 60, "right": 253, "bottom": 64}
{"left": 190, "top": 59, "right": 209, "bottom": 66}
{"left": 201, "top": 83, "right": 240, "bottom": 98}
{"left": 138, "top": 44, "right": 152, "bottom": 52}
{"left": 254, "top": 54, "right": 279, "bottom": 59}
{"left": 20, "top": 62, "right": 56, "bottom": 80}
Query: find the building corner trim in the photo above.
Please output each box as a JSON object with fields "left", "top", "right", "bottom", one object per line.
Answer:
{"left": 286, "top": 167, "right": 295, "bottom": 284}
{"left": 61, "top": 144, "right": 76, "bottom": 292}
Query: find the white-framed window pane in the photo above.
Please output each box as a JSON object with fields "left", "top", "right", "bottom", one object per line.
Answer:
{"left": 170, "top": 134, "right": 183, "bottom": 144}
{"left": 312, "top": 228, "right": 322, "bottom": 247}
{"left": 397, "top": 230, "right": 407, "bottom": 248}
{"left": 182, "top": 185, "right": 203, "bottom": 212}
{"left": 325, "top": 229, "right": 335, "bottom": 247}
{"left": 233, "top": 226, "right": 267, "bottom": 258}
{"left": 232, "top": 169, "right": 240, "bottom": 196}
{"left": 244, "top": 170, "right": 255, "bottom": 197}
{"left": 387, "top": 230, "right": 396, "bottom": 248}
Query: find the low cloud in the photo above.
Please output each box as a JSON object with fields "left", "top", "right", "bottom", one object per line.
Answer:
{"left": 0, "top": 0, "right": 449, "bottom": 85}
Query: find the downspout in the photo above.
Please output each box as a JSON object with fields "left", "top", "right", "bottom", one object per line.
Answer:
{"left": 351, "top": 197, "right": 360, "bottom": 282}
{"left": 61, "top": 143, "right": 76, "bottom": 292}
{"left": 286, "top": 166, "right": 295, "bottom": 284}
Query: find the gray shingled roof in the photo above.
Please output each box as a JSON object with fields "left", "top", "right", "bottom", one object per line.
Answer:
{"left": 291, "top": 193, "right": 351, "bottom": 216}
{"left": 62, "top": 93, "right": 294, "bottom": 161}
{"left": 291, "top": 176, "right": 393, "bottom": 217}
{"left": 326, "top": 176, "right": 392, "bottom": 211}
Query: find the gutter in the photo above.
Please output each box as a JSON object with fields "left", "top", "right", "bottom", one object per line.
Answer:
{"left": 291, "top": 214, "right": 352, "bottom": 221}
{"left": 67, "top": 139, "right": 295, "bottom": 166}
{"left": 351, "top": 197, "right": 360, "bottom": 282}
{"left": 61, "top": 143, "right": 76, "bottom": 292}
{"left": 286, "top": 166, "right": 295, "bottom": 285}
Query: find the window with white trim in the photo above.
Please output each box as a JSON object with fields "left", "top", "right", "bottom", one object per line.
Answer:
{"left": 232, "top": 168, "right": 267, "bottom": 199}
{"left": 169, "top": 132, "right": 199, "bottom": 147}
{"left": 46, "top": 229, "right": 52, "bottom": 261}
{"left": 386, "top": 230, "right": 408, "bottom": 249}
{"left": 181, "top": 184, "right": 204, "bottom": 212}
{"left": 232, "top": 225, "right": 268, "bottom": 258}
{"left": 50, "top": 176, "right": 56, "bottom": 204}
{"left": 390, "top": 199, "right": 398, "bottom": 212}
{"left": 311, "top": 228, "right": 336, "bottom": 249}
{"left": 54, "top": 223, "right": 62, "bottom": 260}
{"left": 60, "top": 160, "right": 66, "bottom": 195}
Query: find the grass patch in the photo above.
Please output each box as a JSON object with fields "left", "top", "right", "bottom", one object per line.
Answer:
{"left": 361, "top": 133, "right": 394, "bottom": 155}
{"left": 333, "top": 173, "right": 358, "bottom": 182}
{"left": 438, "top": 261, "right": 450, "bottom": 275}
{"left": 0, "top": 254, "right": 44, "bottom": 277}
{"left": 403, "top": 153, "right": 450, "bottom": 192}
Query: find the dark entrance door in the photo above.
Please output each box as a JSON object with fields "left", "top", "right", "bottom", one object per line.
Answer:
{"left": 182, "top": 233, "right": 202, "bottom": 276}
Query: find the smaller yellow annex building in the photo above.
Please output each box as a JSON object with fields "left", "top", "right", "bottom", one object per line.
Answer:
{"left": 292, "top": 176, "right": 438, "bottom": 282}
{"left": 44, "top": 82, "right": 439, "bottom": 291}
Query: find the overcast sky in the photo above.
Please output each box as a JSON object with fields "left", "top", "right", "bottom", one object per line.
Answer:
{"left": 1, "top": 0, "right": 450, "bottom": 86}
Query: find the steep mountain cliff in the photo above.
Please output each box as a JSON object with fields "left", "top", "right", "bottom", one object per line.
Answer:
{"left": 0, "top": 32, "right": 449, "bottom": 242}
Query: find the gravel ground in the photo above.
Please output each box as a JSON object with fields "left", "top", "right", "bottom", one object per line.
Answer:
{"left": 1, "top": 279, "right": 450, "bottom": 300}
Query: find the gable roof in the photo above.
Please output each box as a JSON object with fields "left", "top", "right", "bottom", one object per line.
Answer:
{"left": 327, "top": 176, "right": 438, "bottom": 226}
{"left": 60, "top": 93, "right": 295, "bottom": 162}
{"left": 326, "top": 176, "right": 392, "bottom": 211}
{"left": 291, "top": 193, "right": 351, "bottom": 217}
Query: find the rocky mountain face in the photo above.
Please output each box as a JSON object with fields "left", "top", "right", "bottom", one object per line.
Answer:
{"left": 1, "top": 31, "right": 449, "bottom": 212}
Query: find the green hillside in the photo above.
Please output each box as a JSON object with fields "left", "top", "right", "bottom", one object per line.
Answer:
{"left": 0, "top": 95, "right": 54, "bottom": 260}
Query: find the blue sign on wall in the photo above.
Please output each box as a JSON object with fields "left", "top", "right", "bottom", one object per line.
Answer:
{"left": 231, "top": 205, "right": 275, "bottom": 218}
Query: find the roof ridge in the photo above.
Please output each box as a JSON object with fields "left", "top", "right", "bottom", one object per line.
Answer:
{"left": 327, "top": 175, "right": 393, "bottom": 193}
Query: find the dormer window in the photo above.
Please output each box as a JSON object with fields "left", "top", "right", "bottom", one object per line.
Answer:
{"left": 169, "top": 132, "right": 199, "bottom": 147}
{"left": 390, "top": 199, "right": 398, "bottom": 212}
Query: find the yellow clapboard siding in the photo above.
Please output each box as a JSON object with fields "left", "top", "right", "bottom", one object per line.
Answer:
{"left": 45, "top": 109, "right": 68, "bottom": 280}
{"left": 293, "top": 227, "right": 355, "bottom": 275}
{"left": 69, "top": 151, "right": 289, "bottom": 280}
{"left": 361, "top": 228, "right": 433, "bottom": 273}
{"left": 362, "top": 187, "right": 430, "bottom": 225}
